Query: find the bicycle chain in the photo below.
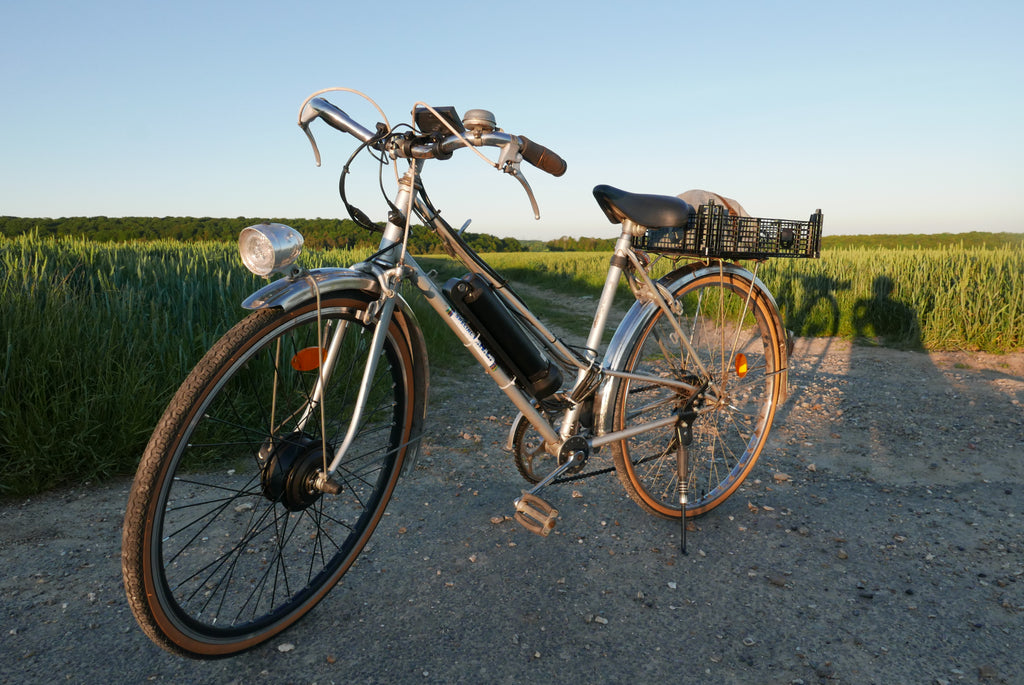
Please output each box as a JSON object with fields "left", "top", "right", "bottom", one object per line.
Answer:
{"left": 550, "top": 451, "right": 663, "bottom": 485}
{"left": 551, "top": 464, "right": 617, "bottom": 485}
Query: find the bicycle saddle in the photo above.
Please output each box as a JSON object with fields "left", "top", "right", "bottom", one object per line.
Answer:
{"left": 593, "top": 184, "right": 695, "bottom": 228}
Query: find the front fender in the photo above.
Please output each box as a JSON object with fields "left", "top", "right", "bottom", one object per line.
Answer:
{"left": 242, "top": 267, "right": 379, "bottom": 311}
{"left": 242, "top": 267, "right": 430, "bottom": 477}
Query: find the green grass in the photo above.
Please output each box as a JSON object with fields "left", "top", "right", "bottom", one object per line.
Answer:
{"left": 760, "top": 245, "right": 1024, "bottom": 351}
{"left": 443, "top": 247, "right": 1024, "bottom": 352}
{"left": 0, "top": 235, "right": 370, "bottom": 495}
{"left": 2, "top": 235, "right": 1022, "bottom": 497}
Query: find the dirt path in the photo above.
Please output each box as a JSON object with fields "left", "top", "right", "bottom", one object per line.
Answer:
{"left": 2, "top": 338, "right": 1022, "bottom": 684}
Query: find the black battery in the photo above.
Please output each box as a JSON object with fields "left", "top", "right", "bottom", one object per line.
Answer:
{"left": 444, "top": 273, "right": 562, "bottom": 399}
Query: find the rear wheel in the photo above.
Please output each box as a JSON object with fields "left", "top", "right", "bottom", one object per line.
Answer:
{"left": 122, "top": 294, "right": 420, "bottom": 657}
{"left": 610, "top": 267, "right": 785, "bottom": 518}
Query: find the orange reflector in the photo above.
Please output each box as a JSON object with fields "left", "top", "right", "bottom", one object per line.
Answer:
{"left": 291, "top": 347, "right": 326, "bottom": 372}
{"left": 735, "top": 353, "right": 748, "bottom": 378}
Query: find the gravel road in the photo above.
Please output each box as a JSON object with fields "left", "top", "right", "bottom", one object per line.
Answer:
{"left": 2, "top": 338, "right": 1022, "bottom": 684}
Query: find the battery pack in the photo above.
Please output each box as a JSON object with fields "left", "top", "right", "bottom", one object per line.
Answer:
{"left": 444, "top": 273, "right": 562, "bottom": 399}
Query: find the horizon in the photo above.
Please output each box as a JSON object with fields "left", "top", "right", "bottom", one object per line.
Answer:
{"left": 2, "top": 1, "right": 1022, "bottom": 241}
{"left": 4, "top": 214, "right": 1021, "bottom": 244}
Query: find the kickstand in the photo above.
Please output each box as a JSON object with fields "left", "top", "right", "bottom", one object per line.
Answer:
{"left": 676, "top": 414, "right": 694, "bottom": 555}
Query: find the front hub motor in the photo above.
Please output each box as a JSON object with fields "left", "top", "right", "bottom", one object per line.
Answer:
{"left": 258, "top": 431, "right": 328, "bottom": 511}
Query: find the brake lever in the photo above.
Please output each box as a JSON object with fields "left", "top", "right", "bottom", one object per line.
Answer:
{"left": 506, "top": 162, "right": 540, "bottom": 220}
{"left": 298, "top": 103, "right": 324, "bottom": 167}
{"left": 300, "top": 123, "right": 322, "bottom": 167}
{"left": 497, "top": 140, "right": 540, "bottom": 219}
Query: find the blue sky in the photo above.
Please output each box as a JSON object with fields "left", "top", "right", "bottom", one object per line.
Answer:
{"left": 2, "top": 0, "right": 1021, "bottom": 240}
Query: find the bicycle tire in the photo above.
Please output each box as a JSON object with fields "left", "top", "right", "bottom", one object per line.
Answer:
{"left": 122, "top": 293, "right": 422, "bottom": 658}
{"left": 609, "top": 266, "right": 785, "bottom": 518}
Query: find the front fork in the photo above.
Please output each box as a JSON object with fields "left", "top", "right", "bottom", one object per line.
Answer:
{"left": 310, "top": 165, "right": 418, "bottom": 493}
{"left": 312, "top": 293, "right": 398, "bottom": 494}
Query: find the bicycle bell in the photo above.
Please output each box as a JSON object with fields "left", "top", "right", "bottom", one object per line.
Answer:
{"left": 462, "top": 109, "right": 496, "bottom": 133}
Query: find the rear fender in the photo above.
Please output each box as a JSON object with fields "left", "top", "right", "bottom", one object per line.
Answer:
{"left": 593, "top": 262, "right": 786, "bottom": 438}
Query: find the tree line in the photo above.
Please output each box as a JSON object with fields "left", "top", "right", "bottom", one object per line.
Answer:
{"left": 0, "top": 216, "right": 525, "bottom": 254}
{"left": 2, "top": 216, "right": 1020, "bottom": 252}
{"left": 822, "top": 231, "right": 1024, "bottom": 250}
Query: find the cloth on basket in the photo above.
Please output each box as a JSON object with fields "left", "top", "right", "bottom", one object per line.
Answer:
{"left": 678, "top": 189, "right": 750, "bottom": 217}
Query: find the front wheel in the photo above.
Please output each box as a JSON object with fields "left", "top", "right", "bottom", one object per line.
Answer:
{"left": 122, "top": 293, "right": 423, "bottom": 658}
{"left": 609, "top": 266, "right": 786, "bottom": 519}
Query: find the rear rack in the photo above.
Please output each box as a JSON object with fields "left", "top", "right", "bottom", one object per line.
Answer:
{"left": 634, "top": 201, "right": 823, "bottom": 259}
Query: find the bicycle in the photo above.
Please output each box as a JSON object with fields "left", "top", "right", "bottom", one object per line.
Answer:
{"left": 121, "top": 88, "right": 823, "bottom": 658}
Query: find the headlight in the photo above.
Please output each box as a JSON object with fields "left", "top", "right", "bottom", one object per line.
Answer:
{"left": 239, "top": 223, "right": 304, "bottom": 277}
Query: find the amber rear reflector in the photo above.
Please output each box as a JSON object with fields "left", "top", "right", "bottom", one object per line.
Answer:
{"left": 291, "top": 347, "right": 326, "bottom": 372}
{"left": 735, "top": 353, "right": 748, "bottom": 378}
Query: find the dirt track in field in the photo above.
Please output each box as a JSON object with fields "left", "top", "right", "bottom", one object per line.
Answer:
{"left": 2, "top": 338, "right": 1022, "bottom": 684}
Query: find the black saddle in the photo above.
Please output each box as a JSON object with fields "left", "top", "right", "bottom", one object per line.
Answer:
{"left": 593, "top": 184, "right": 695, "bottom": 228}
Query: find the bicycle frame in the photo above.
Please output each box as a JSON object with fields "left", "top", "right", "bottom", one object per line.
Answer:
{"left": 244, "top": 161, "right": 767, "bottom": 488}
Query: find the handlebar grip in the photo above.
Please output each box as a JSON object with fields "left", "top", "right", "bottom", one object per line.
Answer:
{"left": 306, "top": 98, "right": 376, "bottom": 144}
{"left": 515, "top": 135, "right": 567, "bottom": 177}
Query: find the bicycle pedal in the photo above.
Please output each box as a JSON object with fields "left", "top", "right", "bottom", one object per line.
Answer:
{"left": 514, "top": 492, "right": 558, "bottom": 537}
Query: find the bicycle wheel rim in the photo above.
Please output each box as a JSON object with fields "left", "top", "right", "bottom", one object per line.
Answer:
{"left": 613, "top": 271, "right": 783, "bottom": 518}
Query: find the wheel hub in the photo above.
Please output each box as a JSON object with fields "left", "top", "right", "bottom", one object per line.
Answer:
{"left": 258, "top": 431, "right": 326, "bottom": 511}
{"left": 677, "top": 374, "right": 707, "bottom": 408}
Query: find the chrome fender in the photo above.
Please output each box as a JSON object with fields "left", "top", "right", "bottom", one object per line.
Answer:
{"left": 242, "top": 267, "right": 379, "bottom": 311}
{"left": 242, "top": 267, "right": 430, "bottom": 476}
{"left": 592, "top": 262, "right": 786, "bottom": 439}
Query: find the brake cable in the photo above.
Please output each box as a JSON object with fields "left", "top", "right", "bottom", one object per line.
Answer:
{"left": 338, "top": 124, "right": 391, "bottom": 232}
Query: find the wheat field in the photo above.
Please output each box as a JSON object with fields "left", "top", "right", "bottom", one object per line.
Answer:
{"left": 2, "top": 234, "right": 1021, "bottom": 495}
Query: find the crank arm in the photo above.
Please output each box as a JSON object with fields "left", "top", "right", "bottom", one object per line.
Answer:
{"left": 520, "top": 447, "right": 585, "bottom": 496}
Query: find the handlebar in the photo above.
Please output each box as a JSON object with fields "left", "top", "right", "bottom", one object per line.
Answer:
{"left": 299, "top": 92, "right": 566, "bottom": 220}
{"left": 299, "top": 96, "right": 567, "bottom": 177}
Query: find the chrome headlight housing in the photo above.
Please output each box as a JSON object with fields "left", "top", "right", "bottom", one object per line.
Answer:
{"left": 239, "top": 223, "right": 304, "bottom": 277}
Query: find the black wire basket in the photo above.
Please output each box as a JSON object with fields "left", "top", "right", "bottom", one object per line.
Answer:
{"left": 634, "top": 201, "right": 823, "bottom": 259}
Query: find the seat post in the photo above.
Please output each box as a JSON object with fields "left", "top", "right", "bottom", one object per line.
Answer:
{"left": 622, "top": 218, "right": 647, "bottom": 238}
{"left": 559, "top": 224, "right": 639, "bottom": 443}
